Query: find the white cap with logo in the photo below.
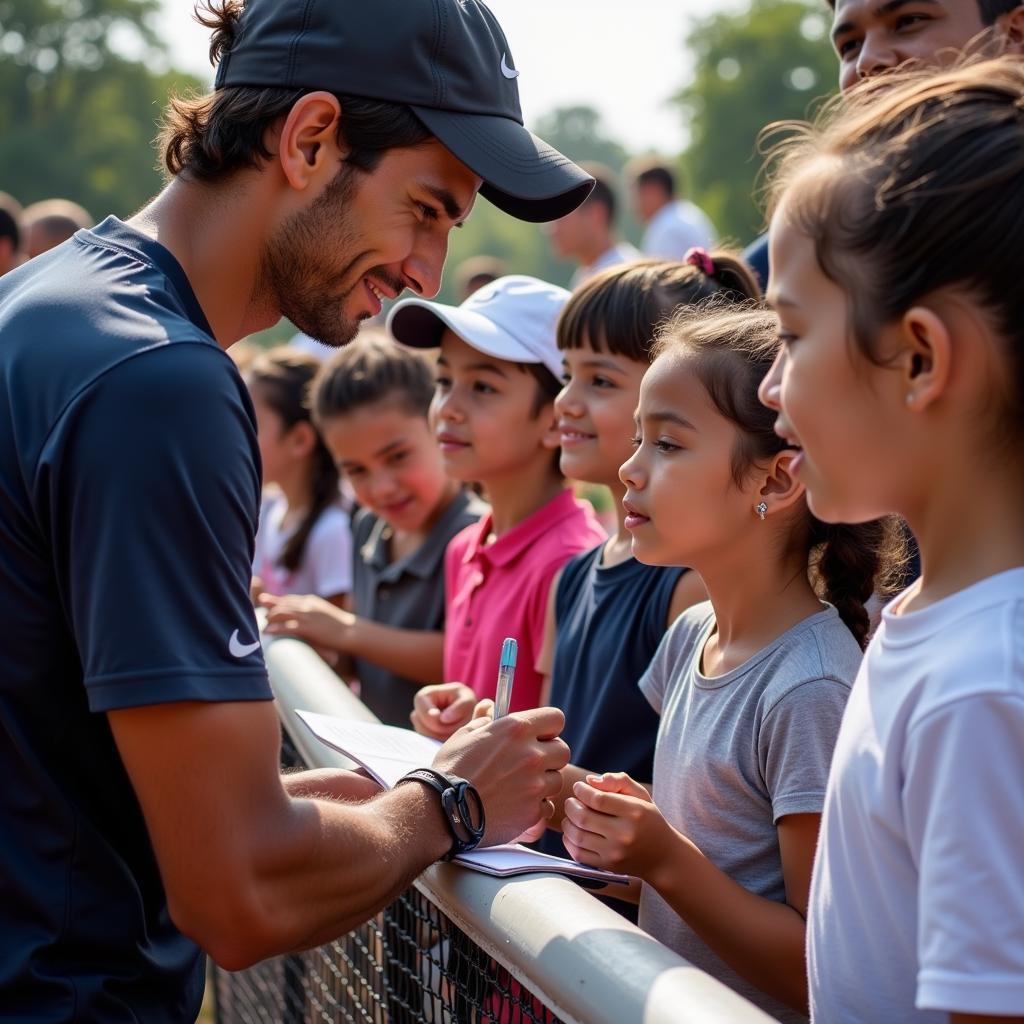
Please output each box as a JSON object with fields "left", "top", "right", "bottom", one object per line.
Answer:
{"left": 387, "top": 275, "right": 569, "bottom": 381}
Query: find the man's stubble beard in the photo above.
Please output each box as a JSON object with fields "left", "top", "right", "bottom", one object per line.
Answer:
{"left": 255, "top": 164, "right": 367, "bottom": 348}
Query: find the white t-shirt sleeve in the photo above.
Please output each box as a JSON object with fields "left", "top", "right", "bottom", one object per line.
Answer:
{"left": 904, "top": 691, "right": 1024, "bottom": 1015}
{"left": 304, "top": 506, "right": 354, "bottom": 598}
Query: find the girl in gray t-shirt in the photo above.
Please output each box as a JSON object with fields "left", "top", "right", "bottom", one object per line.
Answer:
{"left": 561, "top": 302, "right": 904, "bottom": 1021}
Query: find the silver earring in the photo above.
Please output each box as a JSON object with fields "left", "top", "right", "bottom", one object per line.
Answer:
{"left": 755, "top": 501, "right": 768, "bottom": 521}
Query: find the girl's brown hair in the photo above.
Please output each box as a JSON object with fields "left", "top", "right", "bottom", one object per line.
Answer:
{"left": 557, "top": 253, "right": 761, "bottom": 361}
{"left": 654, "top": 301, "right": 905, "bottom": 648}
{"left": 247, "top": 348, "right": 341, "bottom": 575}
{"left": 767, "top": 56, "right": 1024, "bottom": 437}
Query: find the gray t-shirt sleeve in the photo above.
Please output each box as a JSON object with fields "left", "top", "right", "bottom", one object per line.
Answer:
{"left": 759, "top": 676, "right": 851, "bottom": 822}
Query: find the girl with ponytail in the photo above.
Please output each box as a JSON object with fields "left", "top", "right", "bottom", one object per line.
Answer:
{"left": 560, "top": 301, "right": 902, "bottom": 1022}
{"left": 246, "top": 347, "right": 352, "bottom": 605}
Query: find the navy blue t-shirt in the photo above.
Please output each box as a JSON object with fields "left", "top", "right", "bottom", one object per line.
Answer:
{"left": 743, "top": 233, "right": 770, "bottom": 291}
{"left": 540, "top": 545, "right": 683, "bottom": 863}
{"left": 0, "top": 217, "right": 273, "bottom": 1022}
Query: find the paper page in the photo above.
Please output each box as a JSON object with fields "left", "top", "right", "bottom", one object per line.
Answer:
{"left": 297, "top": 711, "right": 628, "bottom": 885}
{"left": 297, "top": 710, "right": 442, "bottom": 788}
{"left": 456, "top": 844, "right": 630, "bottom": 885}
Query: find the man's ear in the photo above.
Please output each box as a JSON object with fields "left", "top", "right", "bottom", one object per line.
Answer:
{"left": 756, "top": 449, "right": 807, "bottom": 517}
{"left": 898, "top": 305, "right": 951, "bottom": 413}
{"left": 996, "top": 4, "right": 1024, "bottom": 53}
{"left": 275, "top": 91, "right": 346, "bottom": 191}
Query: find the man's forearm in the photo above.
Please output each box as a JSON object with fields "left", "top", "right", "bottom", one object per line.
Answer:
{"left": 282, "top": 767, "right": 382, "bottom": 803}
{"left": 223, "top": 784, "right": 451, "bottom": 965}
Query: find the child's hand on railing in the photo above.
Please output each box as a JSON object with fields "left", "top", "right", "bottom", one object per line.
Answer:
{"left": 260, "top": 592, "right": 351, "bottom": 650}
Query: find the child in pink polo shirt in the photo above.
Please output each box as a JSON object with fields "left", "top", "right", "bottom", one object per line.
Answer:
{"left": 388, "top": 276, "right": 605, "bottom": 733}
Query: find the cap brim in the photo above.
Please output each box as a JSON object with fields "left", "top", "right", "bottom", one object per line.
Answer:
{"left": 411, "top": 106, "right": 594, "bottom": 223}
{"left": 388, "top": 299, "right": 536, "bottom": 365}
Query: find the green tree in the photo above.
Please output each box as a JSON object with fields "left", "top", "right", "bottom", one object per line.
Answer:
{"left": 0, "top": 0, "right": 204, "bottom": 217}
{"left": 675, "top": 0, "right": 837, "bottom": 244}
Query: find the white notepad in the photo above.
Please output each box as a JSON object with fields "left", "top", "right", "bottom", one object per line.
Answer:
{"left": 296, "top": 709, "right": 630, "bottom": 888}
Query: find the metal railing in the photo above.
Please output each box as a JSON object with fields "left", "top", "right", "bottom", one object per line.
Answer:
{"left": 211, "top": 636, "right": 772, "bottom": 1024}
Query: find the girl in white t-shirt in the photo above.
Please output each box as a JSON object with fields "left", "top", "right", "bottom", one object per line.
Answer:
{"left": 560, "top": 302, "right": 904, "bottom": 1021}
{"left": 247, "top": 347, "right": 352, "bottom": 604}
{"left": 760, "top": 61, "right": 1024, "bottom": 1022}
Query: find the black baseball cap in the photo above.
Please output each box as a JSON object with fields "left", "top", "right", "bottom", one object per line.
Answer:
{"left": 214, "top": 0, "right": 594, "bottom": 222}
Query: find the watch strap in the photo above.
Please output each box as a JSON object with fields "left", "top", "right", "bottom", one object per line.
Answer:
{"left": 396, "top": 768, "right": 486, "bottom": 860}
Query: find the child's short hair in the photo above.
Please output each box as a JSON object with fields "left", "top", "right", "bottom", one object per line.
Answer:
{"left": 557, "top": 253, "right": 761, "bottom": 362}
{"left": 311, "top": 329, "right": 435, "bottom": 425}
{"left": 654, "top": 300, "right": 906, "bottom": 647}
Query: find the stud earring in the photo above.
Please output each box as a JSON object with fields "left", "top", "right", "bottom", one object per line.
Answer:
{"left": 755, "top": 501, "right": 768, "bottom": 521}
{"left": 905, "top": 393, "right": 914, "bottom": 406}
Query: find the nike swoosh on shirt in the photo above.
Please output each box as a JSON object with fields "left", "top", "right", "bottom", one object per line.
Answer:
{"left": 500, "top": 53, "right": 519, "bottom": 79}
{"left": 228, "top": 629, "right": 261, "bottom": 658}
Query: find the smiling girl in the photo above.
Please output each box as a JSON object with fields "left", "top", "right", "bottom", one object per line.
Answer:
{"left": 261, "top": 333, "right": 484, "bottom": 726}
{"left": 561, "top": 303, "right": 902, "bottom": 1021}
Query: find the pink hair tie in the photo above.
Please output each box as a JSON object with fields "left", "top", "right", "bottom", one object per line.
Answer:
{"left": 684, "top": 247, "right": 715, "bottom": 276}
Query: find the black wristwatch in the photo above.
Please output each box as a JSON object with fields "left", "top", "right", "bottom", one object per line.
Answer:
{"left": 396, "top": 768, "right": 486, "bottom": 860}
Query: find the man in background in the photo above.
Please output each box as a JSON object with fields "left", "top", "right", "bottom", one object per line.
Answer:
{"left": 744, "top": 0, "right": 1024, "bottom": 284}
{"left": 627, "top": 157, "right": 716, "bottom": 260}
{"left": 21, "top": 198, "right": 93, "bottom": 260}
{"left": 547, "top": 162, "right": 639, "bottom": 288}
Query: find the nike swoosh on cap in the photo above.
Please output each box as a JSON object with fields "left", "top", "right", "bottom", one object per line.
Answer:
{"left": 228, "top": 629, "right": 261, "bottom": 658}
{"left": 500, "top": 53, "right": 519, "bottom": 79}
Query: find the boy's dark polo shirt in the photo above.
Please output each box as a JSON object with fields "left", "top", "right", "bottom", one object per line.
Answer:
{"left": 351, "top": 491, "right": 484, "bottom": 725}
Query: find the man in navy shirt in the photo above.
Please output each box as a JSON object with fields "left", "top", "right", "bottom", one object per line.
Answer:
{"left": 0, "top": 2, "right": 590, "bottom": 1020}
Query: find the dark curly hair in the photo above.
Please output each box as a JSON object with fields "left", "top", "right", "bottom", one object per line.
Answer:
{"left": 159, "top": 2, "right": 432, "bottom": 181}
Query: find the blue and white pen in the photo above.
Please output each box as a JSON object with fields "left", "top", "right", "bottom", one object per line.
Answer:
{"left": 493, "top": 637, "right": 518, "bottom": 720}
